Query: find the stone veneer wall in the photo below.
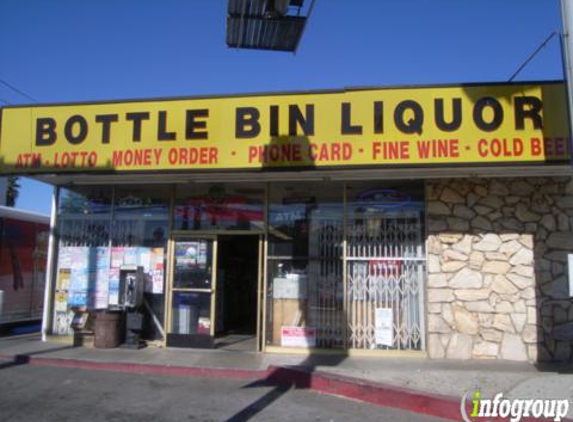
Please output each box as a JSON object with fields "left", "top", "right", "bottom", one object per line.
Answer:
{"left": 427, "top": 177, "right": 573, "bottom": 361}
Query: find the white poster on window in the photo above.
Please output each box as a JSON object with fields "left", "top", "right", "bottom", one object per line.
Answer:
{"left": 375, "top": 308, "right": 394, "bottom": 347}
{"left": 93, "top": 269, "right": 109, "bottom": 309}
{"left": 281, "top": 326, "right": 316, "bottom": 348}
{"left": 108, "top": 268, "right": 120, "bottom": 306}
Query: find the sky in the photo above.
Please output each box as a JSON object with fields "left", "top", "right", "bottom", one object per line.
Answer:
{"left": 0, "top": 0, "right": 566, "bottom": 215}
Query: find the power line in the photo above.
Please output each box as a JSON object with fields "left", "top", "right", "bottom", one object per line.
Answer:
{"left": 508, "top": 31, "right": 559, "bottom": 82}
{"left": 0, "top": 98, "right": 10, "bottom": 105}
{"left": 0, "top": 79, "right": 38, "bottom": 103}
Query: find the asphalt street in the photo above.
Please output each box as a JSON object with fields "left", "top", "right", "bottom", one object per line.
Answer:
{"left": 0, "top": 359, "right": 451, "bottom": 422}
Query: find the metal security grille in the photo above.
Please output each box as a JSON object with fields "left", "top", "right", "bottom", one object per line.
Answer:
{"left": 57, "top": 215, "right": 111, "bottom": 247}
{"left": 308, "top": 212, "right": 344, "bottom": 349}
{"left": 346, "top": 211, "right": 425, "bottom": 350}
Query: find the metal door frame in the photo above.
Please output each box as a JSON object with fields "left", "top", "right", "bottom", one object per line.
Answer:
{"left": 165, "top": 232, "right": 264, "bottom": 351}
{"left": 164, "top": 234, "right": 218, "bottom": 347}
{"left": 256, "top": 234, "right": 265, "bottom": 352}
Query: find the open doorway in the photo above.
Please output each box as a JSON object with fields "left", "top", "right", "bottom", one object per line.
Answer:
{"left": 215, "top": 235, "right": 259, "bottom": 351}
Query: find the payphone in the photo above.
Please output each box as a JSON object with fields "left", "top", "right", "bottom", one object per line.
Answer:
{"left": 119, "top": 265, "right": 145, "bottom": 348}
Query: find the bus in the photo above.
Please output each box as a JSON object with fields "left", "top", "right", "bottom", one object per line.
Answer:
{"left": 0, "top": 205, "right": 50, "bottom": 327}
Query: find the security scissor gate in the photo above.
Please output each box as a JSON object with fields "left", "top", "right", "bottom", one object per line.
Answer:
{"left": 308, "top": 211, "right": 345, "bottom": 349}
{"left": 307, "top": 207, "right": 425, "bottom": 351}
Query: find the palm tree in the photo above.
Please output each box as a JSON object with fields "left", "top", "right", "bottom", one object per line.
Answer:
{"left": 6, "top": 176, "right": 20, "bottom": 207}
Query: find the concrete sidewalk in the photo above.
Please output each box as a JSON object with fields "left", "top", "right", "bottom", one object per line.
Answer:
{"left": 1, "top": 334, "right": 572, "bottom": 421}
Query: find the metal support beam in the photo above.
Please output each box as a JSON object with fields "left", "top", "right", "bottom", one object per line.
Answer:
{"left": 41, "top": 186, "right": 59, "bottom": 341}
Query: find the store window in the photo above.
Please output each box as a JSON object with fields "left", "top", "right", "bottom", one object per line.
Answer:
{"left": 57, "top": 186, "right": 112, "bottom": 247}
{"left": 111, "top": 186, "right": 170, "bottom": 340}
{"left": 266, "top": 182, "right": 344, "bottom": 349}
{"left": 345, "top": 181, "right": 425, "bottom": 351}
{"left": 173, "top": 183, "right": 265, "bottom": 231}
{"left": 53, "top": 186, "right": 113, "bottom": 335}
{"left": 112, "top": 186, "right": 169, "bottom": 248}
{"left": 52, "top": 185, "right": 170, "bottom": 340}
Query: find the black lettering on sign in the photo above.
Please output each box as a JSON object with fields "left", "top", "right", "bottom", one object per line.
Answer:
{"left": 289, "top": 104, "right": 314, "bottom": 136}
{"left": 95, "top": 114, "right": 118, "bottom": 144}
{"left": 435, "top": 98, "right": 462, "bottom": 132}
{"left": 514, "top": 96, "right": 543, "bottom": 130}
{"left": 158, "top": 111, "right": 176, "bottom": 141}
{"left": 36, "top": 118, "right": 57, "bottom": 146}
{"left": 64, "top": 115, "right": 88, "bottom": 145}
{"left": 126, "top": 112, "right": 150, "bottom": 142}
{"left": 236, "top": 107, "right": 261, "bottom": 138}
{"left": 341, "top": 102, "right": 363, "bottom": 135}
{"left": 394, "top": 100, "right": 423, "bottom": 134}
{"left": 473, "top": 97, "right": 503, "bottom": 132}
{"left": 373, "top": 101, "right": 384, "bottom": 134}
{"left": 270, "top": 105, "right": 279, "bottom": 137}
{"left": 185, "top": 109, "right": 209, "bottom": 140}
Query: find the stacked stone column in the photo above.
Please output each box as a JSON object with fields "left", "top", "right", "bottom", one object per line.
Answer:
{"left": 426, "top": 177, "right": 573, "bottom": 361}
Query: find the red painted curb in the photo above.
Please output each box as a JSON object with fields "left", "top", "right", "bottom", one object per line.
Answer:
{"left": 1, "top": 354, "right": 571, "bottom": 422}
{"left": 264, "top": 366, "right": 573, "bottom": 422}
{"left": 265, "top": 365, "right": 461, "bottom": 421}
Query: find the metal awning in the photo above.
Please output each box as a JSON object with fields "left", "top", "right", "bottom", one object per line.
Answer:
{"left": 226, "top": 0, "right": 316, "bottom": 52}
{"left": 32, "top": 165, "right": 573, "bottom": 187}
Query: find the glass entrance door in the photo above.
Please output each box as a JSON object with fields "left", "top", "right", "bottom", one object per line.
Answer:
{"left": 166, "top": 236, "right": 217, "bottom": 348}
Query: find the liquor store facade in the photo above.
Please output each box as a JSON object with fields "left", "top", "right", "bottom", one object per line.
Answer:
{"left": 1, "top": 81, "right": 572, "bottom": 360}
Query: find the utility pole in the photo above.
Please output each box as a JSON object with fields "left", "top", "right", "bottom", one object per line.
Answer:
{"left": 561, "top": 0, "right": 573, "bottom": 139}
{"left": 561, "top": 0, "right": 573, "bottom": 298}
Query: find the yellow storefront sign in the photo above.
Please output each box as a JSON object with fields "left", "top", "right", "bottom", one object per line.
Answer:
{"left": 0, "top": 82, "right": 569, "bottom": 174}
